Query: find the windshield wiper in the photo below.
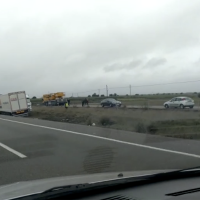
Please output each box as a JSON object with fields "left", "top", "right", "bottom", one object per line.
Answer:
{"left": 13, "top": 167, "right": 200, "bottom": 200}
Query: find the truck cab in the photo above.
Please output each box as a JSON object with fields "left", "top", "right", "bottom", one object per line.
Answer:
{"left": 26, "top": 94, "right": 32, "bottom": 111}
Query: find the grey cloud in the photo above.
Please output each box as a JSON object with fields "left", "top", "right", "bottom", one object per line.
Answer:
{"left": 104, "top": 63, "right": 122, "bottom": 72}
{"left": 0, "top": 0, "right": 200, "bottom": 96}
{"left": 194, "top": 58, "right": 200, "bottom": 67}
{"left": 143, "top": 58, "right": 167, "bottom": 68}
{"left": 104, "top": 59, "right": 142, "bottom": 72}
{"left": 104, "top": 57, "right": 166, "bottom": 72}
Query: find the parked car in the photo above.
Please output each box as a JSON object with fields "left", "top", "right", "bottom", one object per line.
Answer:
{"left": 163, "top": 97, "right": 194, "bottom": 109}
{"left": 101, "top": 98, "right": 122, "bottom": 107}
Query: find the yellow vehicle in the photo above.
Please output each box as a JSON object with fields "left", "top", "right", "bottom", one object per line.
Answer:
{"left": 42, "top": 92, "right": 65, "bottom": 105}
{"left": 43, "top": 94, "right": 51, "bottom": 102}
{"left": 55, "top": 92, "right": 65, "bottom": 99}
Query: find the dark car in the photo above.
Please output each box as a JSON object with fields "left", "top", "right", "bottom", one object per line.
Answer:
{"left": 45, "top": 100, "right": 66, "bottom": 106}
{"left": 100, "top": 98, "right": 122, "bottom": 107}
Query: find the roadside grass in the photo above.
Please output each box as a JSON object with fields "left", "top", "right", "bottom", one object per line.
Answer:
{"left": 30, "top": 106, "right": 200, "bottom": 139}
{"left": 149, "top": 120, "right": 200, "bottom": 139}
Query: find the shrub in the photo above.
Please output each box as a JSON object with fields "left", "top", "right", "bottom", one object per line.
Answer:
{"left": 99, "top": 116, "right": 113, "bottom": 126}
{"left": 135, "top": 122, "right": 147, "bottom": 133}
{"left": 86, "top": 118, "right": 92, "bottom": 126}
{"left": 147, "top": 124, "right": 158, "bottom": 134}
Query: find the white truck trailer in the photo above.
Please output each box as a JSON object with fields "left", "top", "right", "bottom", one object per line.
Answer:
{"left": 0, "top": 91, "right": 29, "bottom": 116}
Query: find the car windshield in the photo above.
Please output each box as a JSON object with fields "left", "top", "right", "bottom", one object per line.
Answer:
{"left": 108, "top": 99, "right": 116, "bottom": 102}
{"left": 1, "top": 0, "right": 200, "bottom": 192}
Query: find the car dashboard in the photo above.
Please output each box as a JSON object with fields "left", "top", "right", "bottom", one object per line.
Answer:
{"left": 59, "top": 176, "right": 200, "bottom": 200}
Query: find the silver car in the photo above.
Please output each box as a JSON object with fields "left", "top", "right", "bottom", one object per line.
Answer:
{"left": 164, "top": 97, "right": 194, "bottom": 109}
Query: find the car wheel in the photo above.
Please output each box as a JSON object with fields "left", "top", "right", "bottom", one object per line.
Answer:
{"left": 165, "top": 104, "right": 169, "bottom": 109}
{"left": 180, "top": 104, "right": 184, "bottom": 109}
{"left": 101, "top": 104, "right": 104, "bottom": 107}
{"left": 109, "top": 104, "right": 112, "bottom": 107}
{"left": 190, "top": 106, "right": 193, "bottom": 109}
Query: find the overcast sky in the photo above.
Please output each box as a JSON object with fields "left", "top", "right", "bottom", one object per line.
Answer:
{"left": 1, "top": 0, "right": 200, "bottom": 97}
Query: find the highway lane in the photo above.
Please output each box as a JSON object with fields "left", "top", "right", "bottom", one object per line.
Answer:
{"left": 130, "top": 105, "right": 200, "bottom": 110}
{"left": 35, "top": 103, "right": 200, "bottom": 110}
{"left": 0, "top": 116, "right": 200, "bottom": 186}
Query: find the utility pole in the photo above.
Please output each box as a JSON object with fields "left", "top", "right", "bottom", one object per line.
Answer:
{"left": 106, "top": 85, "right": 108, "bottom": 97}
{"left": 129, "top": 85, "right": 131, "bottom": 96}
{"left": 98, "top": 89, "right": 100, "bottom": 97}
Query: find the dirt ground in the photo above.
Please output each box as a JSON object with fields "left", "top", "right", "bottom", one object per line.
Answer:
{"left": 29, "top": 106, "right": 200, "bottom": 139}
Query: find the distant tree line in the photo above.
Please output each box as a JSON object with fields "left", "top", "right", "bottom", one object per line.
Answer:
{"left": 86, "top": 92, "right": 200, "bottom": 98}
{"left": 88, "top": 93, "right": 105, "bottom": 97}
{"left": 88, "top": 93, "right": 118, "bottom": 97}
{"left": 109, "top": 93, "right": 117, "bottom": 97}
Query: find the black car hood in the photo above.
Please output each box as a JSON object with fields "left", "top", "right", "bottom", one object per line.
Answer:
{"left": 0, "top": 169, "right": 172, "bottom": 200}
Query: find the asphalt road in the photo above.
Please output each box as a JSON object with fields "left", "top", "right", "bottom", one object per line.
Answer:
{"left": 130, "top": 105, "right": 200, "bottom": 110}
{"left": 42, "top": 103, "right": 200, "bottom": 110}
{"left": 0, "top": 115, "right": 200, "bottom": 186}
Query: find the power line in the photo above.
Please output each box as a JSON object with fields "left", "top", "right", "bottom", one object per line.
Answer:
{"left": 131, "top": 79, "right": 200, "bottom": 87}
{"left": 65, "top": 79, "right": 200, "bottom": 96}
{"left": 106, "top": 85, "right": 108, "bottom": 97}
{"left": 109, "top": 86, "right": 128, "bottom": 89}
{"left": 107, "top": 79, "right": 200, "bottom": 90}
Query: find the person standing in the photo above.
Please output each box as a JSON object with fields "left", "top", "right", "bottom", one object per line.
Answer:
{"left": 65, "top": 101, "right": 68, "bottom": 109}
{"left": 67, "top": 98, "right": 70, "bottom": 106}
{"left": 82, "top": 99, "right": 84, "bottom": 107}
{"left": 84, "top": 98, "right": 88, "bottom": 106}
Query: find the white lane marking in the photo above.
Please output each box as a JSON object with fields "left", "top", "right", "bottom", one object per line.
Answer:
{"left": 0, "top": 142, "right": 26, "bottom": 158}
{"left": 0, "top": 118, "right": 200, "bottom": 159}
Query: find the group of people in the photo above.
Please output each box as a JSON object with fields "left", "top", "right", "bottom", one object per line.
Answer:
{"left": 65, "top": 98, "right": 89, "bottom": 109}
{"left": 82, "top": 98, "right": 89, "bottom": 107}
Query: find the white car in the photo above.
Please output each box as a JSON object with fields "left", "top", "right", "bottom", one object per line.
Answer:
{"left": 164, "top": 97, "right": 194, "bottom": 109}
